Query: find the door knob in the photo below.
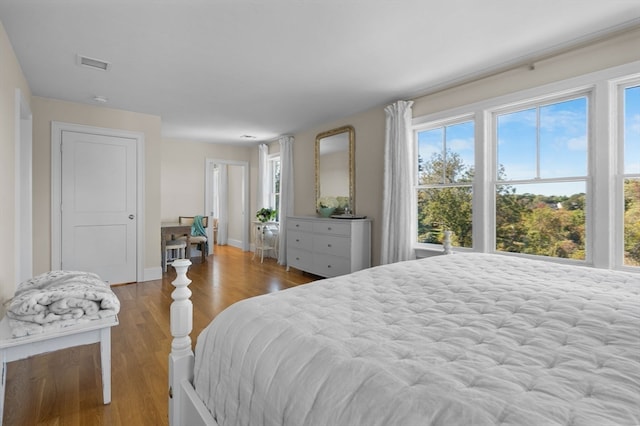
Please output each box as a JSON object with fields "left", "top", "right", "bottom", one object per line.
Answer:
{"left": 129, "top": 214, "right": 135, "bottom": 220}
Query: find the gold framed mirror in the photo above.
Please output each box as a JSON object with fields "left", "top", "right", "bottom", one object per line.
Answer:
{"left": 315, "top": 125, "right": 355, "bottom": 216}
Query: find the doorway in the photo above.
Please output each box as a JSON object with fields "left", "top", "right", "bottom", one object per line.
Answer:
{"left": 205, "top": 159, "right": 249, "bottom": 252}
{"left": 51, "top": 122, "right": 144, "bottom": 285}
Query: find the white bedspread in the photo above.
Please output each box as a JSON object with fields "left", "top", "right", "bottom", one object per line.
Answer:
{"left": 194, "top": 253, "right": 640, "bottom": 426}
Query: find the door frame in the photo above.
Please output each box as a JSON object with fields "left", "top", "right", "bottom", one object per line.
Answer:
{"left": 205, "top": 158, "right": 250, "bottom": 251}
{"left": 51, "top": 121, "right": 145, "bottom": 282}
{"left": 15, "top": 89, "right": 33, "bottom": 288}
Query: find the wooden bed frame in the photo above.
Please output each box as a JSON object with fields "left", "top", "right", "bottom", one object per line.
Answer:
{"left": 168, "top": 259, "right": 217, "bottom": 426}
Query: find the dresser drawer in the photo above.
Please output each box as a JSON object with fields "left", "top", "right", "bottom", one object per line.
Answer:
{"left": 312, "top": 234, "right": 350, "bottom": 257}
{"left": 288, "top": 248, "right": 311, "bottom": 272}
{"left": 312, "top": 253, "right": 350, "bottom": 277}
{"left": 287, "top": 230, "right": 312, "bottom": 251}
{"left": 312, "top": 221, "right": 350, "bottom": 236}
{"left": 287, "top": 219, "right": 313, "bottom": 232}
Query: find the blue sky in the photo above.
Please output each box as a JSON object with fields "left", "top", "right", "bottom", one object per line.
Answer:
{"left": 417, "top": 86, "right": 640, "bottom": 197}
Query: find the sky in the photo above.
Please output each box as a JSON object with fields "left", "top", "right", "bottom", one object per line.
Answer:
{"left": 417, "top": 85, "right": 640, "bottom": 197}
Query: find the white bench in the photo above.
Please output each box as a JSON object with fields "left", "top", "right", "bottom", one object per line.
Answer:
{"left": 0, "top": 315, "right": 118, "bottom": 424}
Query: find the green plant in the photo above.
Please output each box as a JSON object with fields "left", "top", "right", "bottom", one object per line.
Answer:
{"left": 256, "top": 208, "right": 277, "bottom": 222}
{"left": 317, "top": 196, "right": 338, "bottom": 209}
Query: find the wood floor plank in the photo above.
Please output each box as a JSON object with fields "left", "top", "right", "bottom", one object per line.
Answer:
{"left": 3, "top": 246, "right": 316, "bottom": 425}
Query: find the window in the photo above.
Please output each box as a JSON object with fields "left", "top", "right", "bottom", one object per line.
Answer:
{"left": 495, "top": 95, "right": 589, "bottom": 260}
{"left": 415, "top": 119, "right": 474, "bottom": 248}
{"left": 269, "top": 155, "right": 281, "bottom": 219}
{"left": 413, "top": 63, "right": 639, "bottom": 269}
{"left": 622, "top": 83, "right": 640, "bottom": 267}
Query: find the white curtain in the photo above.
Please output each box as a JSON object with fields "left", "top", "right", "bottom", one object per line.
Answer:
{"left": 212, "top": 166, "right": 220, "bottom": 219}
{"left": 277, "top": 135, "right": 294, "bottom": 265}
{"left": 217, "top": 164, "right": 229, "bottom": 245}
{"left": 257, "top": 143, "right": 270, "bottom": 210}
{"left": 380, "top": 100, "right": 415, "bottom": 264}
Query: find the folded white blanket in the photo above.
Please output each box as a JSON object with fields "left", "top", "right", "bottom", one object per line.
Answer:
{"left": 6, "top": 270, "right": 120, "bottom": 337}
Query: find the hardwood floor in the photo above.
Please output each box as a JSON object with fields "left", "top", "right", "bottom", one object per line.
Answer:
{"left": 4, "top": 246, "right": 317, "bottom": 426}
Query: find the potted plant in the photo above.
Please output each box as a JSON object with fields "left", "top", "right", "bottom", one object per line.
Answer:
{"left": 317, "top": 196, "right": 339, "bottom": 217}
{"left": 256, "top": 207, "right": 277, "bottom": 223}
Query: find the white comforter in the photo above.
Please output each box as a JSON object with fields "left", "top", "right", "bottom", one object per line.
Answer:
{"left": 7, "top": 270, "right": 120, "bottom": 337}
{"left": 194, "top": 254, "right": 640, "bottom": 426}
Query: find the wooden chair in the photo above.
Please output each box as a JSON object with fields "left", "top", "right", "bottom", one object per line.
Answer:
{"left": 163, "top": 238, "right": 187, "bottom": 272}
{"left": 178, "top": 216, "right": 209, "bottom": 263}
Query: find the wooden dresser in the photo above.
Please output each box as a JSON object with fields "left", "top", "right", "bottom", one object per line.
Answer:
{"left": 286, "top": 216, "right": 371, "bottom": 278}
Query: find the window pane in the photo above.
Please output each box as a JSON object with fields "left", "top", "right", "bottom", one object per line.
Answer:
{"left": 417, "top": 122, "right": 474, "bottom": 184}
{"left": 417, "top": 187, "right": 472, "bottom": 248}
{"left": 496, "top": 182, "right": 586, "bottom": 259}
{"left": 445, "top": 121, "right": 474, "bottom": 183}
{"left": 539, "top": 97, "right": 588, "bottom": 177}
{"left": 273, "top": 160, "right": 281, "bottom": 193}
{"left": 624, "top": 86, "right": 640, "bottom": 174}
{"left": 624, "top": 178, "right": 640, "bottom": 266}
{"left": 417, "top": 128, "right": 443, "bottom": 184}
{"left": 497, "top": 108, "right": 537, "bottom": 180}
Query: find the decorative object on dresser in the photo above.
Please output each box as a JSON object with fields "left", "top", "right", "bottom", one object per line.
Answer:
{"left": 286, "top": 216, "right": 371, "bottom": 277}
{"left": 317, "top": 196, "right": 339, "bottom": 218}
{"left": 316, "top": 125, "right": 355, "bottom": 216}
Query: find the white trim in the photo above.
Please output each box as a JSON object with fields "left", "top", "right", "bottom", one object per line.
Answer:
{"left": 204, "top": 158, "right": 250, "bottom": 252}
{"left": 614, "top": 75, "right": 640, "bottom": 271}
{"left": 14, "top": 89, "right": 33, "bottom": 288}
{"left": 51, "top": 122, "right": 145, "bottom": 282}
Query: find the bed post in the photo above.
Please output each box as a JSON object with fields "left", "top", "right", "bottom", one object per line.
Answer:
{"left": 168, "top": 259, "right": 193, "bottom": 426}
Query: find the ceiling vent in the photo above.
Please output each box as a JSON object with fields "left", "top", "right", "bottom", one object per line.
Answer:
{"left": 76, "top": 54, "right": 111, "bottom": 71}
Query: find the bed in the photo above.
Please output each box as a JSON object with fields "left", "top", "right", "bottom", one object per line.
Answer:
{"left": 168, "top": 254, "right": 640, "bottom": 426}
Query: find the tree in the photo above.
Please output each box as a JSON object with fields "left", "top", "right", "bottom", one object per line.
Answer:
{"left": 417, "top": 151, "right": 473, "bottom": 247}
{"left": 624, "top": 179, "right": 640, "bottom": 265}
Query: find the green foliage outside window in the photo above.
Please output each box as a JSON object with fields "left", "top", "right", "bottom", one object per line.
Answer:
{"left": 417, "top": 151, "right": 473, "bottom": 248}
{"left": 495, "top": 189, "right": 586, "bottom": 259}
{"left": 624, "top": 179, "right": 640, "bottom": 265}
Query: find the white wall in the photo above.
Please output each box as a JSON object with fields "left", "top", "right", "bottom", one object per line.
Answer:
{"left": 0, "top": 21, "right": 32, "bottom": 309}
{"left": 161, "top": 138, "right": 256, "bottom": 247}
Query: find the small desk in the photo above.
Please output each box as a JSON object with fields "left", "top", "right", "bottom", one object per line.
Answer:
{"left": 161, "top": 223, "right": 192, "bottom": 270}
{"left": 0, "top": 315, "right": 119, "bottom": 424}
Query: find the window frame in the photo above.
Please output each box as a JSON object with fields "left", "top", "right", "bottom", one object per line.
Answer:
{"left": 414, "top": 114, "right": 476, "bottom": 252}
{"left": 411, "top": 59, "right": 640, "bottom": 271}
{"left": 615, "top": 76, "right": 640, "bottom": 270}
{"left": 268, "top": 153, "right": 281, "bottom": 218}
{"left": 490, "top": 89, "right": 593, "bottom": 263}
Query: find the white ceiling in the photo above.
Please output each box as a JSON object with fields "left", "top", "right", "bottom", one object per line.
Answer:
{"left": 1, "top": 0, "right": 639, "bottom": 144}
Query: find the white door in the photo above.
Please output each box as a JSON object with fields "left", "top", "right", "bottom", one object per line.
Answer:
{"left": 61, "top": 131, "right": 137, "bottom": 284}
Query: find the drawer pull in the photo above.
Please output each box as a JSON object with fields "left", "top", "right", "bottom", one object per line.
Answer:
{"left": 327, "top": 265, "right": 332, "bottom": 268}
{"left": 327, "top": 244, "right": 332, "bottom": 247}
{"left": 327, "top": 227, "right": 332, "bottom": 231}
{"left": 296, "top": 257, "right": 300, "bottom": 260}
{"left": 296, "top": 239, "right": 300, "bottom": 242}
{"left": 296, "top": 224, "right": 300, "bottom": 227}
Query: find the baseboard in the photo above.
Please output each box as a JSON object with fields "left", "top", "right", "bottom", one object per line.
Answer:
{"left": 227, "top": 239, "right": 243, "bottom": 249}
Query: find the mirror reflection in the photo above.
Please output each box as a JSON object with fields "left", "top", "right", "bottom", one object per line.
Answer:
{"left": 315, "top": 125, "right": 355, "bottom": 216}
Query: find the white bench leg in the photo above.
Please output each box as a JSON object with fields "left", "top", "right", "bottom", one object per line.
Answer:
{"left": 100, "top": 327, "right": 111, "bottom": 404}
{"left": 0, "top": 351, "right": 6, "bottom": 425}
